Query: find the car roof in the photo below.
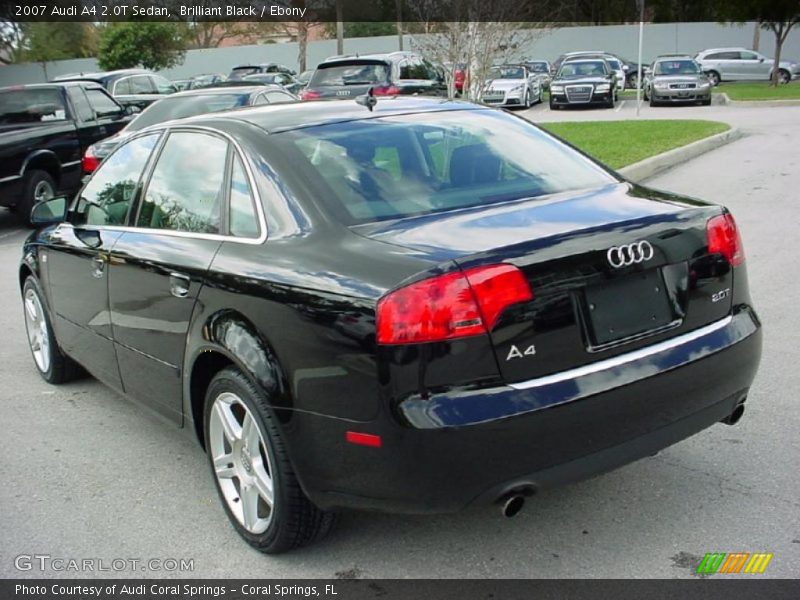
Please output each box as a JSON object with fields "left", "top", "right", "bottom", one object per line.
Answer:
{"left": 320, "top": 51, "right": 420, "bottom": 65}
{"left": 0, "top": 81, "right": 106, "bottom": 93}
{"left": 654, "top": 54, "right": 694, "bottom": 60}
{"left": 698, "top": 47, "right": 746, "bottom": 54}
{"left": 53, "top": 68, "right": 150, "bottom": 82}
{"left": 157, "top": 97, "right": 481, "bottom": 135}
{"left": 167, "top": 86, "right": 266, "bottom": 98}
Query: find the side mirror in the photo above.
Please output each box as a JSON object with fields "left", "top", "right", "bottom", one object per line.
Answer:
{"left": 759, "top": 57, "right": 765, "bottom": 63}
{"left": 125, "top": 105, "right": 141, "bottom": 115}
{"left": 31, "top": 196, "right": 68, "bottom": 226}
{"left": 622, "top": 64, "right": 630, "bottom": 71}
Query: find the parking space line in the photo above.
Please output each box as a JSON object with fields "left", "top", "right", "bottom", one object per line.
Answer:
{"left": 615, "top": 100, "right": 626, "bottom": 112}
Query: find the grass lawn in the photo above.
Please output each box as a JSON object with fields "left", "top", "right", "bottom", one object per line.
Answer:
{"left": 540, "top": 120, "right": 730, "bottom": 169}
{"left": 715, "top": 82, "right": 800, "bottom": 100}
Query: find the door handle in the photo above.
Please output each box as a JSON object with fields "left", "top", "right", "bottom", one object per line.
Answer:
{"left": 169, "top": 273, "right": 191, "bottom": 298}
{"left": 91, "top": 256, "right": 105, "bottom": 278}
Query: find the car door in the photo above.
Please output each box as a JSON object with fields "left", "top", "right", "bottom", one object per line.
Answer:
{"left": 107, "top": 129, "right": 232, "bottom": 423}
{"left": 72, "top": 86, "right": 129, "bottom": 147}
{"left": 44, "top": 133, "right": 162, "bottom": 391}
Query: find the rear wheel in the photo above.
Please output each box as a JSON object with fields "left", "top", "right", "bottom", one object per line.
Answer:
{"left": 18, "top": 170, "right": 55, "bottom": 226}
{"left": 22, "top": 277, "right": 82, "bottom": 384}
{"left": 777, "top": 69, "right": 790, "bottom": 85}
{"left": 204, "top": 367, "right": 336, "bottom": 553}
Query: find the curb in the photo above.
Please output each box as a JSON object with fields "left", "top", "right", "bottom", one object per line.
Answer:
{"left": 717, "top": 92, "right": 800, "bottom": 107}
{"left": 619, "top": 127, "right": 743, "bottom": 182}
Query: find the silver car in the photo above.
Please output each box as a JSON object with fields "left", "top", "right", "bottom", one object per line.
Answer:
{"left": 644, "top": 56, "right": 712, "bottom": 106}
{"left": 695, "top": 47, "right": 800, "bottom": 85}
{"left": 481, "top": 64, "right": 543, "bottom": 108}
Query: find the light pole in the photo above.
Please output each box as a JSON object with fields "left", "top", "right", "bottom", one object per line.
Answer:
{"left": 635, "top": 0, "right": 645, "bottom": 117}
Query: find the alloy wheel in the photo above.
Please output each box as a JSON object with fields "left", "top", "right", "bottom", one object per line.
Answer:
{"left": 33, "top": 179, "right": 54, "bottom": 204}
{"left": 24, "top": 288, "right": 50, "bottom": 373}
{"left": 208, "top": 391, "right": 275, "bottom": 534}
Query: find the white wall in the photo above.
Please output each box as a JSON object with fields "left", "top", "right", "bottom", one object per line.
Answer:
{"left": 2, "top": 21, "right": 798, "bottom": 87}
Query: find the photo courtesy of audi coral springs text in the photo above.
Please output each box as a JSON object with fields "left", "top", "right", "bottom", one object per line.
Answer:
{"left": 20, "top": 97, "right": 762, "bottom": 553}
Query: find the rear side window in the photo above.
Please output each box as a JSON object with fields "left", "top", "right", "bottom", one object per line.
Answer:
{"left": 130, "top": 76, "right": 155, "bottom": 94}
{"left": 137, "top": 132, "right": 228, "bottom": 234}
{"left": 73, "top": 134, "right": 160, "bottom": 226}
{"left": 229, "top": 154, "right": 259, "bottom": 238}
{"left": 310, "top": 63, "right": 390, "bottom": 87}
{"left": 114, "top": 78, "right": 132, "bottom": 95}
{"left": 276, "top": 110, "right": 614, "bottom": 225}
{"left": 152, "top": 75, "right": 177, "bottom": 94}
{"left": 399, "top": 58, "right": 434, "bottom": 80}
{"left": 0, "top": 88, "right": 67, "bottom": 124}
{"left": 265, "top": 90, "right": 295, "bottom": 104}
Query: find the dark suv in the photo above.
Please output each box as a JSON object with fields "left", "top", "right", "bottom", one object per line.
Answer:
{"left": 300, "top": 51, "right": 446, "bottom": 100}
{"left": 53, "top": 69, "right": 177, "bottom": 110}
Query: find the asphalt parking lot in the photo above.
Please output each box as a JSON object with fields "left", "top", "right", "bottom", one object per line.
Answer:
{"left": 0, "top": 102, "right": 798, "bottom": 579}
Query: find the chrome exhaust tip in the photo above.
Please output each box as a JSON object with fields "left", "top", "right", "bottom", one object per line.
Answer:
{"left": 501, "top": 494, "right": 525, "bottom": 518}
{"left": 721, "top": 403, "right": 745, "bottom": 426}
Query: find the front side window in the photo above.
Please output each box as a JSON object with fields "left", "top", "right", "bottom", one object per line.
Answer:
{"left": 85, "top": 89, "right": 122, "bottom": 117}
{"left": 277, "top": 109, "right": 615, "bottom": 225}
{"left": 73, "top": 134, "right": 160, "bottom": 226}
{"left": 137, "top": 132, "right": 228, "bottom": 234}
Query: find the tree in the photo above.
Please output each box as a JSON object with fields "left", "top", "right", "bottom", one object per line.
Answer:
{"left": 410, "top": 1, "right": 562, "bottom": 100}
{"left": 98, "top": 22, "right": 187, "bottom": 71}
{"left": 0, "top": 19, "right": 26, "bottom": 65}
{"left": 714, "top": 0, "right": 800, "bottom": 86}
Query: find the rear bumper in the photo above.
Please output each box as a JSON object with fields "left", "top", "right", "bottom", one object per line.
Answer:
{"left": 289, "top": 308, "right": 761, "bottom": 513}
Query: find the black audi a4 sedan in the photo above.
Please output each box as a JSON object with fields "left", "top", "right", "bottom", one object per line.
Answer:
{"left": 20, "top": 97, "right": 761, "bottom": 553}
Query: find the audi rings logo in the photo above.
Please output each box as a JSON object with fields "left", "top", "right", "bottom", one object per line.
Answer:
{"left": 606, "top": 241, "right": 654, "bottom": 268}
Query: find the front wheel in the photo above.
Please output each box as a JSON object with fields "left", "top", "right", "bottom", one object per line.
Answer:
{"left": 706, "top": 70, "right": 720, "bottom": 87}
{"left": 18, "top": 170, "right": 55, "bottom": 226}
{"left": 22, "top": 277, "right": 82, "bottom": 384}
{"left": 204, "top": 367, "right": 336, "bottom": 553}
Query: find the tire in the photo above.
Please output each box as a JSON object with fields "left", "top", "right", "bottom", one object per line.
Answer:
{"left": 538, "top": 87, "right": 543, "bottom": 103}
{"left": 649, "top": 95, "right": 657, "bottom": 107}
{"left": 549, "top": 98, "right": 558, "bottom": 110}
{"left": 701, "top": 97, "right": 712, "bottom": 106}
{"left": 706, "top": 71, "right": 720, "bottom": 87}
{"left": 777, "top": 69, "right": 790, "bottom": 85}
{"left": 628, "top": 73, "right": 639, "bottom": 90}
{"left": 18, "top": 170, "right": 56, "bottom": 226}
{"left": 204, "top": 367, "right": 336, "bottom": 554}
{"left": 22, "top": 276, "right": 83, "bottom": 384}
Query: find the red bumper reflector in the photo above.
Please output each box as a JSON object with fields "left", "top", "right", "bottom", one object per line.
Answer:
{"left": 346, "top": 431, "right": 382, "bottom": 448}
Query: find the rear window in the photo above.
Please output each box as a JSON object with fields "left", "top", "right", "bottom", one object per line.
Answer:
{"left": 527, "top": 62, "right": 549, "bottom": 73}
{"left": 127, "top": 93, "right": 251, "bottom": 131}
{"left": 310, "top": 63, "right": 390, "bottom": 87}
{"left": 272, "top": 109, "right": 615, "bottom": 225}
{"left": 0, "top": 88, "right": 68, "bottom": 124}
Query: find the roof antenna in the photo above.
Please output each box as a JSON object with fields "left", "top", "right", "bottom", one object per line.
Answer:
{"left": 356, "top": 87, "right": 377, "bottom": 111}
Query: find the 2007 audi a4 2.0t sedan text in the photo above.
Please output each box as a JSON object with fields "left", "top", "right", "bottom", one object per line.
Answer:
{"left": 20, "top": 97, "right": 762, "bottom": 553}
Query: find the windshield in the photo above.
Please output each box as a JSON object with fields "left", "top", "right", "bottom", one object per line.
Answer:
{"left": 527, "top": 62, "right": 549, "bottom": 73}
{"left": 558, "top": 61, "right": 607, "bottom": 78}
{"left": 654, "top": 60, "right": 701, "bottom": 75}
{"left": 310, "top": 63, "right": 390, "bottom": 87}
{"left": 127, "top": 93, "right": 251, "bottom": 131}
{"left": 489, "top": 66, "right": 525, "bottom": 79}
{"left": 272, "top": 109, "right": 615, "bottom": 225}
{"left": 606, "top": 58, "right": 622, "bottom": 70}
{"left": 0, "top": 88, "right": 68, "bottom": 124}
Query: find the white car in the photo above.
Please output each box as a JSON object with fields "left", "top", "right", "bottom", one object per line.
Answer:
{"left": 695, "top": 47, "right": 800, "bottom": 85}
{"left": 481, "top": 65, "right": 543, "bottom": 108}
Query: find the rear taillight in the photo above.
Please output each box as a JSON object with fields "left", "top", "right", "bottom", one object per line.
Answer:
{"left": 376, "top": 264, "right": 533, "bottom": 345}
{"left": 707, "top": 213, "right": 744, "bottom": 266}
{"left": 300, "top": 89, "right": 321, "bottom": 101}
{"left": 372, "top": 85, "right": 401, "bottom": 96}
{"left": 82, "top": 145, "right": 99, "bottom": 173}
